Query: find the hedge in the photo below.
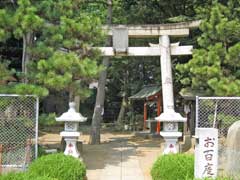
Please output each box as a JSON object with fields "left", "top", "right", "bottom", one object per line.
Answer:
{"left": 0, "top": 172, "right": 56, "bottom": 180}
{"left": 0, "top": 153, "right": 86, "bottom": 180}
{"left": 28, "top": 153, "right": 86, "bottom": 180}
{"left": 151, "top": 153, "right": 194, "bottom": 180}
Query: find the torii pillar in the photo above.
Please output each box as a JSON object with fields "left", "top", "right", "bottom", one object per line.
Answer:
{"left": 98, "top": 21, "right": 200, "bottom": 154}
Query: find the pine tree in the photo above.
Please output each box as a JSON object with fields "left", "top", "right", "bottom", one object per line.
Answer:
{"left": 177, "top": 1, "right": 240, "bottom": 96}
{"left": 0, "top": 0, "right": 104, "bottom": 100}
{"left": 34, "top": 0, "right": 104, "bottom": 101}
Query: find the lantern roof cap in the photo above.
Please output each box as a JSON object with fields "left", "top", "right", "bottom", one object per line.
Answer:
{"left": 56, "top": 102, "right": 87, "bottom": 122}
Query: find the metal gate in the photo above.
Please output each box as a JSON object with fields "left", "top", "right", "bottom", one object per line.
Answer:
{"left": 0, "top": 95, "right": 38, "bottom": 173}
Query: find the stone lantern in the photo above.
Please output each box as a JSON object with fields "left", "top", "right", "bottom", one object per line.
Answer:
{"left": 155, "top": 35, "right": 186, "bottom": 154}
{"left": 56, "top": 102, "right": 87, "bottom": 158}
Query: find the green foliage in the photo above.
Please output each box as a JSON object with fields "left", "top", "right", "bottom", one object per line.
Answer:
{"left": 29, "top": 153, "right": 86, "bottom": 180}
{"left": 39, "top": 113, "right": 57, "bottom": 126}
{"left": 151, "top": 154, "right": 194, "bottom": 180}
{"left": 0, "top": 154, "right": 85, "bottom": 179}
{"left": 0, "top": 173, "right": 22, "bottom": 180}
{"left": 38, "top": 145, "right": 47, "bottom": 157}
{"left": 13, "top": 84, "right": 49, "bottom": 97}
{"left": 0, "top": 0, "right": 104, "bottom": 100}
{"left": 208, "top": 113, "right": 239, "bottom": 126}
{"left": 0, "top": 172, "right": 57, "bottom": 180}
{"left": 33, "top": 1, "right": 104, "bottom": 100}
{"left": 116, "top": 0, "right": 198, "bottom": 24}
{"left": 0, "top": 61, "right": 14, "bottom": 83}
{"left": 0, "top": 172, "right": 27, "bottom": 180}
{"left": 177, "top": 1, "right": 240, "bottom": 96}
{"left": 0, "top": 83, "right": 49, "bottom": 97}
{"left": 36, "top": 51, "right": 101, "bottom": 100}
{"left": 13, "top": 0, "right": 44, "bottom": 39}
{"left": 0, "top": 9, "right": 13, "bottom": 42}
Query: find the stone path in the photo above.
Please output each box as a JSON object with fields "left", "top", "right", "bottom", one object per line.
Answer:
{"left": 85, "top": 140, "right": 144, "bottom": 180}
{"left": 82, "top": 134, "right": 162, "bottom": 180}
{"left": 39, "top": 128, "right": 163, "bottom": 180}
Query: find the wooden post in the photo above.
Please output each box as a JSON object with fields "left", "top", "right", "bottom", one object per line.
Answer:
{"left": 144, "top": 101, "right": 147, "bottom": 130}
{"left": 156, "top": 95, "right": 161, "bottom": 133}
{"left": 0, "top": 144, "right": 3, "bottom": 174}
{"left": 25, "top": 139, "right": 31, "bottom": 165}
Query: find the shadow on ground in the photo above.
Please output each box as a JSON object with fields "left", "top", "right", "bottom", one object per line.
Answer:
{"left": 39, "top": 125, "right": 163, "bottom": 180}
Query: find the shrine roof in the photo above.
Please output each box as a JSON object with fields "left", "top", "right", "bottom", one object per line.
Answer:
{"left": 129, "top": 85, "right": 161, "bottom": 100}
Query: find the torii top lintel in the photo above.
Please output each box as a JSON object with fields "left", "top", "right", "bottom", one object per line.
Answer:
{"left": 103, "top": 20, "right": 201, "bottom": 38}
{"left": 98, "top": 20, "right": 200, "bottom": 57}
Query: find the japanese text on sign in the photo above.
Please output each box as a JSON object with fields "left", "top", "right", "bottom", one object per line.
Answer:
{"left": 202, "top": 137, "right": 216, "bottom": 177}
{"left": 194, "top": 128, "right": 218, "bottom": 179}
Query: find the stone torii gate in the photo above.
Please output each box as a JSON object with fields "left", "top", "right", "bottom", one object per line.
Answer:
{"left": 99, "top": 21, "right": 200, "bottom": 154}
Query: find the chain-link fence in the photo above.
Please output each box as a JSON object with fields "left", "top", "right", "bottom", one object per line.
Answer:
{"left": 0, "top": 95, "right": 38, "bottom": 173}
{"left": 196, "top": 97, "right": 240, "bottom": 177}
{"left": 196, "top": 97, "right": 240, "bottom": 137}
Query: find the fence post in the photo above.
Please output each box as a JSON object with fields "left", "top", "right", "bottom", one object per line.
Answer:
{"left": 25, "top": 139, "right": 32, "bottom": 166}
{"left": 35, "top": 97, "right": 39, "bottom": 159}
{"left": 195, "top": 96, "right": 199, "bottom": 129}
{"left": 0, "top": 144, "right": 3, "bottom": 174}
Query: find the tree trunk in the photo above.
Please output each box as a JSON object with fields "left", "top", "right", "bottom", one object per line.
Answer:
{"left": 117, "top": 68, "right": 129, "bottom": 127}
{"left": 90, "top": 58, "right": 109, "bottom": 144}
{"left": 117, "top": 96, "right": 127, "bottom": 126}
{"left": 69, "top": 88, "right": 74, "bottom": 102}
{"left": 90, "top": 0, "right": 112, "bottom": 145}
{"left": 74, "top": 96, "right": 80, "bottom": 112}
{"left": 73, "top": 80, "right": 81, "bottom": 112}
{"left": 22, "top": 32, "right": 34, "bottom": 83}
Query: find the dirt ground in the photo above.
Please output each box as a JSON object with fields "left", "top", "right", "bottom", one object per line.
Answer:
{"left": 39, "top": 125, "right": 164, "bottom": 180}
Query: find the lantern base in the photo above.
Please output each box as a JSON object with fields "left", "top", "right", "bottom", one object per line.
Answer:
{"left": 160, "top": 131, "right": 182, "bottom": 154}
{"left": 60, "top": 131, "right": 81, "bottom": 158}
{"left": 63, "top": 138, "right": 80, "bottom": 158}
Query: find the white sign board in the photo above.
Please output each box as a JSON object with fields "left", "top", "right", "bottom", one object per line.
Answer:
{"left": 194, "top": 128, "right": 218, "bottom": 179}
